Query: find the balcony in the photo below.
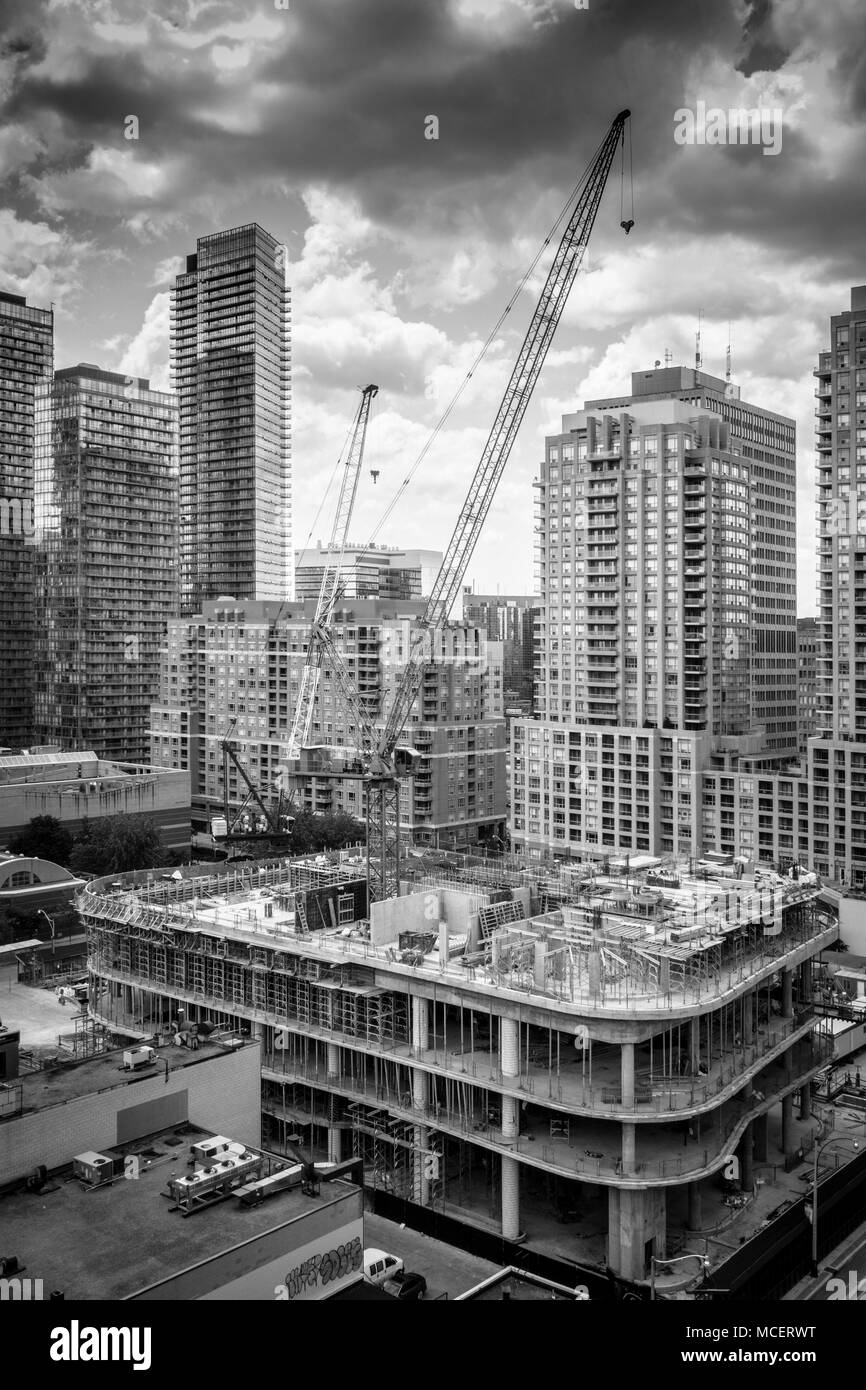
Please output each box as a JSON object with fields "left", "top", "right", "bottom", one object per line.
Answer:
{"left": 259, "top": 1024, "right": 830, "bottom": 1190}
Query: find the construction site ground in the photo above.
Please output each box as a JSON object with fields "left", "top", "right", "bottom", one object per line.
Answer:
{"left": 0, "top": 977, "right": 74, "bottom": 1055}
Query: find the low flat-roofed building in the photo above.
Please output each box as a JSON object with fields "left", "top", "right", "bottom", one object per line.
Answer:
{"left": 0, "top": 1115, "right": 363, "bottom": 1300}
{"left": 0, "top": 1034, "right": 261, "bottom": 1187}
{"left": 0, "top": 750, "right": 190, "bottom": 853}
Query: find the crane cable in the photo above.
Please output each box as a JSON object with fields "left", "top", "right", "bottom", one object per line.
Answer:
{"left": 298, "top": 405, "right": 359, "bottom": 559}
{"left": 348, "top": 123, "right": 615, "bottom": 566}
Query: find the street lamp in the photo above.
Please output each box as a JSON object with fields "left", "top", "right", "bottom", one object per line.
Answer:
{"left": 650, "top": 1253, "right": 711, "bottom": 1300}
{"left": 809, "top": 1134, "right": 861, "bottom": 1277}
{"left": 37, "top": 909, "right": 56, "bottom": 959}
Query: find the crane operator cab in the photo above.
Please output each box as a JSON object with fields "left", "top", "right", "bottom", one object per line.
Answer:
{"left": 393, "top": 746, "right": 421, "bottom": 777}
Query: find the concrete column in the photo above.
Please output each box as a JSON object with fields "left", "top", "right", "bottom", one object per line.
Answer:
{"left": 533, "top": 941, "right": 546, "bottom": 990}
{"left": 327, "top": 1125, "right": 343, "bottom": 1164}
{"left": 621, "top": 1042, "right": 635, "bottom": 1109}
{"left": 500, "top": 1016, "right": 520, "bottom": 1079}
{"left": 781, "top": 969, "right": 793, "bottom": 1019}
{"left": 690, "top": 1016, "right": 701, "bottom": 1072}
{"left": 607, "top": 1188, "right": 621, "bottom": 1272}
{"left": 609, "top": 1188, "right": 666, "bottom": 1280}
{"left": 621, "top": 1122, "right": 636, "bottom": 1171}
{"left": 413, "top": 1124, "right": 430, "bottom": 1206}
{"left": 325, "top": 1040, "right": 342, "bottom": 1164}
{"left": 500, "top": 1016, "right": 521, "bottom": 1236}
{"left": 739, "top": 1122, "right": 754, "bottom": 1192}
{"left": 438, "top": 921, "right": 449, "bottom": 966}
{"left": 412, "top": 1062, "right": 428, "bottom": 1115}
{"left": 659, "top": 957, "right": 671, "bottom": 996}
{"left": 800, "top": 1081, "right": 812, "bottom": 1121}
{"left": 411, "top": 996, "right": 429, "bottom": 1055}
{"left": 501, "top": 1094, "right": 518, "bottom": 1141}
{"left": 753, "top": 1112, "right": 769, "bottom": 1163}
{"left": 501, "top": 1155, "right": 520, "bottom": 1241}
{"left": 688, "top": 1181, "right": 702, "bottom": 1232}
{"left": 410, "top": 995, "right": 431, "bottom": 1202}
{"left": 743, "top": 992, "right": 754, "bottom": 1044}
{"left": 782, "top": 1092, "right": 795, "bottom": 1154}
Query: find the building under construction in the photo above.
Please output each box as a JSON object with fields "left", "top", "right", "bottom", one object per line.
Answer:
{"left": 79, "top": 848, "right": 835, "bottom": 1280}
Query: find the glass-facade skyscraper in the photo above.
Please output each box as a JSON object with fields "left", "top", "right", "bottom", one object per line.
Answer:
{"left": 0, "top": 290, "right": 53, "bottom": 751}
{"left": 172, "top": 224, "right": 291, "bottom": 615}
{"left": 33, "top": 365, "right": 178, "bottom": 762}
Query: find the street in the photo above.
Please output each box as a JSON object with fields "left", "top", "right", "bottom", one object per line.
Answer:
{"left": 362, "top": 1213, "right": 499, "bottom": 1299}
{"left": 804, "top": 1224, "right": 866, "bottom": 1302}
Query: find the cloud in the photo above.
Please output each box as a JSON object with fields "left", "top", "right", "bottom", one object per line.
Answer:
{"left": 0, "top": 0, "right": 862, "bottom": 611}
{"left": 118, "top": 291, "right": 171, "bottom": 392}
{"left": 150, "top": 254, "right": 185, "bottom": 287}
{"left": 0, "top": 207, "right": 90, "bottom": 308}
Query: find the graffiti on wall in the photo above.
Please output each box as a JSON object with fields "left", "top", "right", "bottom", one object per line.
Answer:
{"left": 274, "top": 1235, "right": 363, "bottom": 1300}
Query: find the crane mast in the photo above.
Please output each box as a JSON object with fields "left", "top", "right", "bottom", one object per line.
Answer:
{"left": 362, "top": 109, "right": 632, "bottom": 903}
{"left": 286, "top": 384, "right": 379, "bottom": 764}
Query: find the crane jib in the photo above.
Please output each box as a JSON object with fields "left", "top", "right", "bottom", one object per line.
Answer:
{"left": 376, "top": 110, "right": 630, "bottom": 766}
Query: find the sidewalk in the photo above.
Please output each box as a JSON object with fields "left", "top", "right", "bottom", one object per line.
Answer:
{"left": 785, "top": 1221, "right": 866, "bottom": 1300}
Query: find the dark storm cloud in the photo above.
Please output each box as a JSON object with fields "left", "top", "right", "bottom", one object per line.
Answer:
{"left": 833, "top": 21, "right": 866, "bottom": 116}
{"left": 0, "top": 0, "right": 49, "bottom": 58}
{"left": 735, "top": 0, "right": 789, "bottom": 77}
{"left": 2, "top": 0, "right": 864, "bottom": 280}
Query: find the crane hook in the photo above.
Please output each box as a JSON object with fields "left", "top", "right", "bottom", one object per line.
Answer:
{"left": 370, "top": 469, "right": 380, "bottom": 484}
{"left": 621, "top": 219, "right": 634, "bottom": 235}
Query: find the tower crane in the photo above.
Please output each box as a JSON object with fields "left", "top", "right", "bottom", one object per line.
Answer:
{"left": 214, "top": 387, "right": 378, "bottom": 852}
{"left": 217, "top": 719, "right": 295, "bottom": 850}
{"left": 304, "top": 109, "right": 633, "bottom": 904}
{"left": 286, "top": 384, "right": 379, "bottom": 763}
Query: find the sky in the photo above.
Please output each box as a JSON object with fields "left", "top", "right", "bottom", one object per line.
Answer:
{"left": 1, "top": 0, "right": 864, "bottom": 614}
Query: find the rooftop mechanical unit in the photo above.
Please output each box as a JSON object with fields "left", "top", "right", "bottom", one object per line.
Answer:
{"left": 73, "top": 1151, "right": 115, "bottom": 1186}
{"left": 123, "top": 1046, "right": 156, "bottom": 1071}
{"left": 191, "top": 1135, "right": 245, "bottom": 1164}
{"left": 166, "top": 1147, "right": 263, "bottom": 1216}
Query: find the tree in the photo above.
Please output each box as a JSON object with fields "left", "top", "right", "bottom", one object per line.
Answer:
{"left": 7, "top": 815, "right": 74, "bottom": 867}
{"left": 288, "top": 809, "right": 364, "bottom": 856}
{"left": 68, "top": 814, "right": 169, "bottom": 877}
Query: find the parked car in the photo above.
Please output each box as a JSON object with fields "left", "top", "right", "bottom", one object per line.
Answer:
{"left": 382, "top": 1270, "right": 427, "bottom": 1300}
{"left": 363, "top": 1249, "right": 404, "bottom": 1286}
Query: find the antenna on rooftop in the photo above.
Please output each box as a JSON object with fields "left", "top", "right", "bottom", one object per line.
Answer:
{"left": 695, "top": 310, "right": 703, "bottom": 371}
{"left": 725, "top": 322, "right": 732, "bottom": 383}
{"left": 664, "top": 348, "right": 672, "bottom": 367}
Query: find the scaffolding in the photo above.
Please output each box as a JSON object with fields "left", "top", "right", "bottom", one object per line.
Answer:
{"left": 56, "top": 1011, "right": 111, "bottom": 1060}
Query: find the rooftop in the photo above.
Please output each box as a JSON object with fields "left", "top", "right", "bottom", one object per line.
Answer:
{"left": 11, "top": 1036, "right": 251, "bottom": 1114}
{"left": 79, "top": 854, "right": 831, "bottom": 1020}
{"left": 0, "top": 1125, "right": 359, "bottom": 1299}
{"left": 0, "top": 751, "right": 178, "bottom": 787}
